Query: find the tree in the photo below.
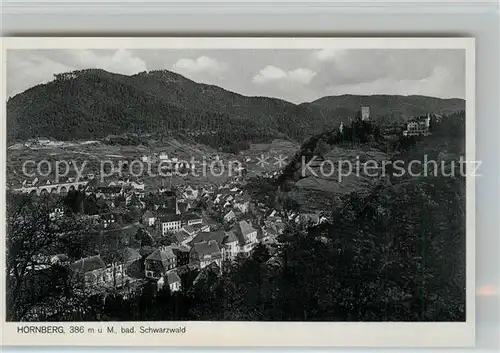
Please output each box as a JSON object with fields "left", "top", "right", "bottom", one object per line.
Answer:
{"left": 6, "top": 192, "right": 94, "bottom": 321}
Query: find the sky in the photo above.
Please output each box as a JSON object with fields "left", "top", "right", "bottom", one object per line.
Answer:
{"left": 7, "top": 49, "right": 465, "bottom": 104}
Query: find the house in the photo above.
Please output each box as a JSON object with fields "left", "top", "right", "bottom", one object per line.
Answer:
{"left": 170, "top": 244, "right": 191, "bottom": 268}
{"left": 70, "top": 255, "right": 108, "bottom": 287}
{"left": 189, "top": 231, "right": 225, "bottom": 248}
{"left": 182, "top": 212, "right": 203, "bottom": 226}
{"left": 159, "top": 152, "right": 169, "bottom": 160}
{"left": 221, "top": 230, "right": 239, "bottom": 261}
{"left": 157, "top": 271, "right": 182, "bottom": 292}
{"left": 92, "top": 247, "right": 142, "bottom": 286}
{"left": 181, "top": 224, "right": 198, "bottom": 237}
{"left": 183, "top": 185, "right": 199, "bottom": 200}
{"left": 227, "top": 220, "right": 258, "bottom": 255}
{"left": 142, "top": 210, "right": 156, "bottom": 227}
{"left": 403, "top": 115, "right": 431, "bottom": 136}
{"left": 234, "top": 198, "right": 250, "bottom": 213}
{"left": 158, "top": 214, "right": 182, "bottom": 235}
{"left": 296, "top": 213, "right": 321, "bottom": 226}
{"left": 192, "top": 223, "right": 210, "bottom": 233}
{"left": 174, "top": 230, "right": 196, "bottom": 246}
{"left": 189, "top": 240, "right": 222, "bottom": 269}
{"left": 202, "top": 216, "right": 218, "bottom": 231}
{"left": 49, "top": 207, "right": 64, "bottom": 221}
{"left": 130, "top": 181, "right": 145, "bottom": 191}
{"left": 223, "top": 210, "right": 236, "bottom": 223}
{"left": 118, "top": 247, "right": 142, "bottom": 274}
{"left": 145, "top": 247, "right": 177, "bottom": 279}
{"left": 100, "top": 213, "right": 116, "bottom": 228}
{"left": 96, "top": 186, "right": 123, "bottom": 199}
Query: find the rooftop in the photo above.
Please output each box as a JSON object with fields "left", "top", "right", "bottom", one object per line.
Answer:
{"left": 192, "top": 240, "right": 221, "bottom": 258}
{"left": 70, "top": 255, "right": 106, "bottom": 273}
{"left": 146, "top": 247, "right": 176, "bottom": 262}
{"left": 189, "top": 231, "right": 225, "bottom": 248}
{"left": 166, "top": 271, "right": 181, "bottom": 285}
{"left": 158, "top": 214, "right": 182, "bottom": 223}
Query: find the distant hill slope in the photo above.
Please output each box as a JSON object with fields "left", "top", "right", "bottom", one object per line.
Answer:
{"left": 277, "top": 111, "right": 465, "bottom": 211}
{"left": 309, "top": 94, "right": 465, "bottom": 125}
{"left": 7, "top": 69, "right": 465, "bottom": 146}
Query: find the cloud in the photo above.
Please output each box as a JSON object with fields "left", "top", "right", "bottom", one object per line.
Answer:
{"left": 311, "top": 49, "right": 345, "bottom": 62}
{"left": 7, "top": 48, "right": 465, "bottom": 102}
{"left": 253, "top": 65, "right": 316, "bottom": 85}
{"left": 324, "top": 65, "right": 460, "bottom": 98}
{"left": 7, "top": 52, "right": 75, "bottom": 97}
{"left": 7, "top": 49, "right": 148, "bottom": 96}
{"left": 173, "top": 56, "right": 226, "bottom": 76}
{"left": 70, "top": 49, "right": 147, "bottom": 75}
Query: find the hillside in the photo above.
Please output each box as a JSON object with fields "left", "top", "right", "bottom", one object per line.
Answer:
{"left": 277, "top": 111, "right": 466, "bottom": 211}
{"left": 7, "top": 69, "right": 465, "bottom": 149}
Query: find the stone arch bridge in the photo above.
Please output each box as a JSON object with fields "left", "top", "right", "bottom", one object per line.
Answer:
{"left": 14, "top": 181, "right": 89, "bottom": 196}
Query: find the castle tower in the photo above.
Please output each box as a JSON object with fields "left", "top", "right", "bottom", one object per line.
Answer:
{"left": 361, "top": 106, "right": 370, "bottom": 121}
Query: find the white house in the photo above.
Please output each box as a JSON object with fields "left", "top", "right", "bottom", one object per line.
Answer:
{"left": 158, "top": 214, "right": 182, "bottom": 235}
{"left": 223, "top": 210, "right": 236, "bottom": 223}
{"left": 225, "top": 220, "right": 258, "bottom": 256}
{"left": 403, "top": 115, "right": 431, "bottom": 137}
{"left": 157, "top": 271, "right": 182, "bottom": 292}
{"left": 159, "top": 152, "right": 169, "bottom": 160}
{"left": 222, "top": 231, "right": 239, "bottom": 261}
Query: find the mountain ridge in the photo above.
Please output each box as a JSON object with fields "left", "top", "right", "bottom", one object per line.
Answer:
{"left": 7, "top": 69, "right": 465, "bottom": 147}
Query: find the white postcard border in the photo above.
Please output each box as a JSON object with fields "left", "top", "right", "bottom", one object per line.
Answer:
{"left": 0, "top": 37, "right": 475, "bottom": 347}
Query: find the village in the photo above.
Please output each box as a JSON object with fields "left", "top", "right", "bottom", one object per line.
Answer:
{"left": 8, "top": 106, "right": 438, "bottom": 304}
{"left": 12, "top": 157, "right": 328, "bottom": 301}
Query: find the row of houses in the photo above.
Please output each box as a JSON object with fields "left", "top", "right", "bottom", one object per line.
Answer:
{"left": 143, "top": 219, "right": 264, "bottom": 292}
{"left": 68, "top": 218, "right": 269, "bottom": 295}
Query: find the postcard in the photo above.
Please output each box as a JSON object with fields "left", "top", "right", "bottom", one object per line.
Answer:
{"left": 1, "top": 37, "right": 475, "bottom": 347}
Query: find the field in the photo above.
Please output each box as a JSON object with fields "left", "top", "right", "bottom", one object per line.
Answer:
{"left": 7, "top": 138, "right": 300, "bottom": 189}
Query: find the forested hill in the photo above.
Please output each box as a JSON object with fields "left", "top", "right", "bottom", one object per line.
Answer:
{"left": 6, "top": 69, "right": 329, "bottom": 144}
{"left": 7, "top": 68, "right": 465, "bottom": 145}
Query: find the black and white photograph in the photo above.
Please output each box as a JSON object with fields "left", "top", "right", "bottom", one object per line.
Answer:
{"left": 1, "top": 38, "right": 475, "bottom": 346}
